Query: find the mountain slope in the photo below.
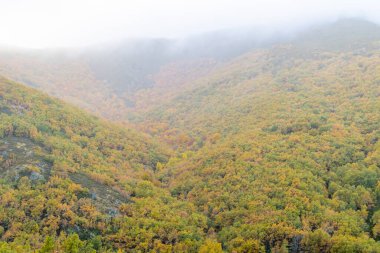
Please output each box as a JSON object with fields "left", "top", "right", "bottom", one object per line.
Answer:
{"left": 132, "top": 19, "right": 380, "bottom": 148}
{"left": 1, "top": 19, "right": 380, "bottom": 252}
{"left": 128, "top": 20, "right": 380, "bottom": 251}
{"left": 0, "top": 77, "right": 209, "bottom": 252}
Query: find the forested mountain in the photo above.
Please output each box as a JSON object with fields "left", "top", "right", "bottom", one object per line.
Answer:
{"left": 0, "top": 77, "right": 210, "bottom": 252}
{"left": 129, "top": 18, "right": 380, "bottom": 252}
{"left": 1, "top": 18, "right": 380, "bottom": 252}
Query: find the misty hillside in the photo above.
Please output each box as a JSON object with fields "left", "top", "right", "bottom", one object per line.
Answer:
{"left": 1, "top": 17, "right": 380, "bottom": 252}
{"left": 295, "top": 19, "right": 380, "bottom": 51}
{"left": 0, "top": 19, "right": 379, "bottom": 121}
{"left": 133, "top": 19, "right": 380, "bottom": 251}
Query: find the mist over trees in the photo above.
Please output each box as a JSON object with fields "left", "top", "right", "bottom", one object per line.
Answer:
{"left": 0, "top": 18, "right": 380, "bottom": 252}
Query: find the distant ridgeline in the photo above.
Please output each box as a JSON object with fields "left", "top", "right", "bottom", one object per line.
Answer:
{"left": 0, "top": 18, "right": 380, "bottom": 252}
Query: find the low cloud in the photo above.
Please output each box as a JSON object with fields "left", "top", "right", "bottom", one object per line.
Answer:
{"left": 1, "top": 0, "right": 380, "bottom": 48}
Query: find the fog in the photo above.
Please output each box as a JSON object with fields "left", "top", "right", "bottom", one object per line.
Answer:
{"left": 1, "top": 0, "right": 380, "bottom": 49}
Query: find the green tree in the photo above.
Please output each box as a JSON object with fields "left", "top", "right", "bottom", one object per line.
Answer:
{"left": 63, "top": 234, "right": 83, "bottom": 253}
{"left": 39, "top": 236, "right": 55, "bottom": 253}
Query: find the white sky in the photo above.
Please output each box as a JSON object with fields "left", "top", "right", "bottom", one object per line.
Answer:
{"left": 1, "top": 0, "right": 380, "bottom": 48}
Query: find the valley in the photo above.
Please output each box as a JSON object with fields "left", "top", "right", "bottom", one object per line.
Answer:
{"left": 0, "top": 18, "right": 380, "bottom": 252}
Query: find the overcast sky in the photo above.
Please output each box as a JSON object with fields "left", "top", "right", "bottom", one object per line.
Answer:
{"left": 1, "top": 0, "right": 380, "bottom": 48}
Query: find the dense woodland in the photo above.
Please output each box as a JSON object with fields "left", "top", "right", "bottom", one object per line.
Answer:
{"left": 0, "top": 19, "right": 380, "bottom": 252}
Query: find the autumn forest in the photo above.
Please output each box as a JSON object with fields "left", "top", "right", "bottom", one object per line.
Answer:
{"left": 0, "top": 18, "right": 380, "bottom": 252}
